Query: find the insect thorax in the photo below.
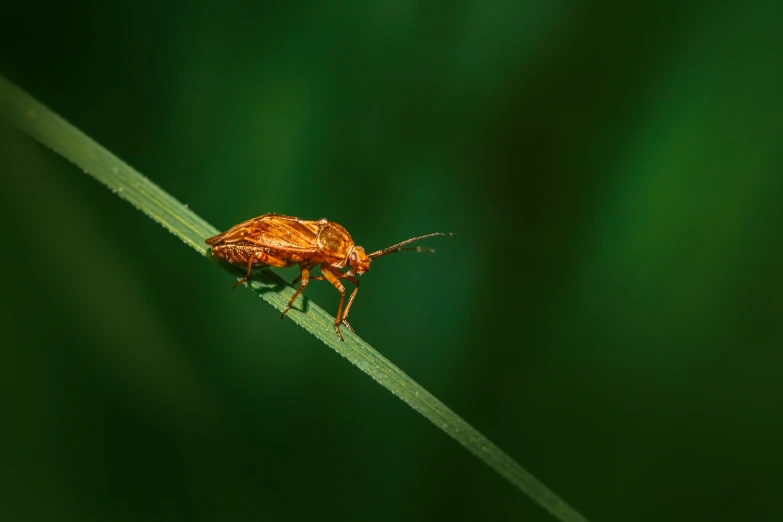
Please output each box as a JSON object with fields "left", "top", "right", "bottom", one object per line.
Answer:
{"left": 317, "top": 222, "right": 352, "bottom": 265}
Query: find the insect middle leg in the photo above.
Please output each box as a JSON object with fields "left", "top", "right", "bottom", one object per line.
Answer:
{"left": 281, "top": 265, "right": 320, "bottom": 319}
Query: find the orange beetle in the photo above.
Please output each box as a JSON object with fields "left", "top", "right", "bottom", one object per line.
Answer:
{"left": 206, "top": 213, "right": 451, "bottom": 340}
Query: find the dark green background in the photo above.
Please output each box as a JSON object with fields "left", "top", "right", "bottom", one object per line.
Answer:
{"left": 2, "top": 2, "right": 782, "bottom": 521}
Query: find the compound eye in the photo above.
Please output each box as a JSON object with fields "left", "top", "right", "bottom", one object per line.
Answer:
{"left": 350, "top": 251, "right": 358, "bottom": 263}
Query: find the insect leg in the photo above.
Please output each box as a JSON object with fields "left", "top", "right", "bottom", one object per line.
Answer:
{"left": 281, "top": 266, "right": 311, "bottom": 320}
{"left": 233, "top": 251, "right": 260, "bottom": 289}
{"left": 233, "top": 250, "right": 290, "bottom": 289}
{"left": 320, "top": 267, "right": 348, "bottom": 341}
{"left": 335, "top": 271, "right": 360, "bottom": 333}
{"left": 290, "top": 270, "right": 324, "bottom": 287}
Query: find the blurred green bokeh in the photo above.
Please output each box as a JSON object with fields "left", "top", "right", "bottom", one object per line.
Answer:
{"left": 2, "top": 2, "right": 782, "bottom": 521}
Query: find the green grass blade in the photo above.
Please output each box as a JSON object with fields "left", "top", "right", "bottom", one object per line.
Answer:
{"left": 0, "top": 74, "right": 589, "bottom": 522}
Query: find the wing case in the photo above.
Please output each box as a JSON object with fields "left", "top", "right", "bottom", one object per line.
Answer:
{"left": 206, "top": 213, "right": 323, "bottom": 253}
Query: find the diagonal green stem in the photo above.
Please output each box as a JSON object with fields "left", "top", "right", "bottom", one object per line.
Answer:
{"left": 0, "top": 74, "right": 590, "bottom": 522}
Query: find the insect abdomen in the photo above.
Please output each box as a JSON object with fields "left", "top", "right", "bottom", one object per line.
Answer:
{"left": 211, "top": 242, "right": 310, "bottom": 268}
{"left": 211, "top": 243, "right": 255, "bottom": 266}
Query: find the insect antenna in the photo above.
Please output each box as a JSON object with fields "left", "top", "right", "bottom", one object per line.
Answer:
{"left": 368, "top": 232, "right": 454, "bottom": 260}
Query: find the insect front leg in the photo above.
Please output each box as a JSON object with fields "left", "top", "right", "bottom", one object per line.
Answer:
{"left": 320, "top": 267, "right": 349, "bottom": 341}
{"left": 335, "top": 271, "right": 360, "bottom": 334}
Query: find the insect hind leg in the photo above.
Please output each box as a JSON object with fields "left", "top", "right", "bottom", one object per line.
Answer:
{"left": 233, "top": 250, "right": 289, "bottom": 289}
{"left": 233, "top": 251, "right": 259, "bottom": 289}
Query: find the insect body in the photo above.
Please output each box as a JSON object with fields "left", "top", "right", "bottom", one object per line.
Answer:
{"left": 206, "top": 213, "right": 451, "bottom": 341}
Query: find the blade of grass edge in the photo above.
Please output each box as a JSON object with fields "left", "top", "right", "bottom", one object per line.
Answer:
{"left": 0, "top": 74, "right": 590, "bottom": 522}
